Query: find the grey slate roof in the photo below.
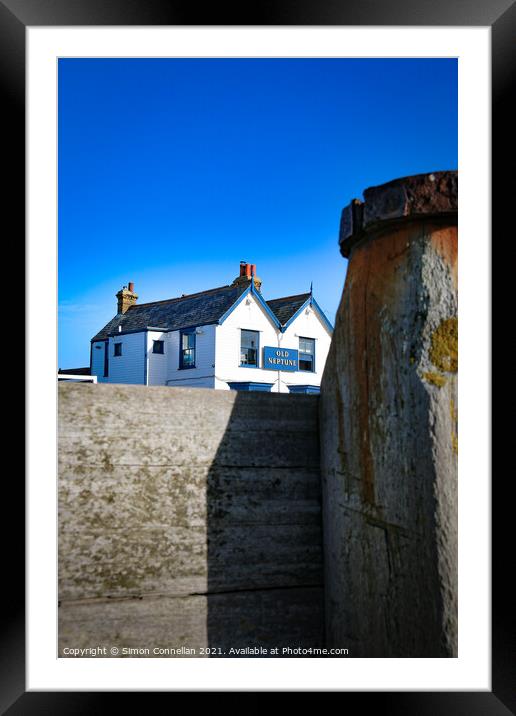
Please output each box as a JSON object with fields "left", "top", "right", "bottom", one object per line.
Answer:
{"left": 91, "top": 284, "right": 311, "bottom": 341}
{"left": 92, "top": 284, "right": 247, "bottom": 341}
{"left": 266, "top": 293, "right": 310, "bottom": 325}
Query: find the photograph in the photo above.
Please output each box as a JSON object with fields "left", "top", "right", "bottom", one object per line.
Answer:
{"left": 6, "top": 5, "right": 501, "bottom": 701}
{"left": 56, "top": 57, "right": 459, "bottom": 659}
{"left": 0, "top": 0, "right": 504, "bottom": 699}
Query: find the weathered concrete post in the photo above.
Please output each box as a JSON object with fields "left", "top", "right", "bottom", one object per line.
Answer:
{"left": 320, "top": 171, "right": 458, "bottom": 657}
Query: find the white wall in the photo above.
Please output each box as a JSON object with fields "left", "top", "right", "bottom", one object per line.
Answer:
{"left": 281, "top": 305, "right": 332, "bottom": 391}
{"left": 165, "top": 324, "right": 216, "bottom": 389}
{"left": 215, "top": 295, "right": 331, "bottom": 393}
{"left": 213, "top": 294, "right": 332, "bottom": 392}
{"left": 101, "top": 332, "right": 146, "bottom": 385}
{"left": 146, "top": 331, "right": 168, "bottom": 386}
{"left": 90, "top": 340, "right": 106, "bottom": 382}
{"left": 214, "top": 293, "right": 279, "bottom": 390}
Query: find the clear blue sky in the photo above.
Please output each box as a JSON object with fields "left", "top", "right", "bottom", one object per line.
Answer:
{"left": 58, "top": 58, "right": 457, "bottom": 368}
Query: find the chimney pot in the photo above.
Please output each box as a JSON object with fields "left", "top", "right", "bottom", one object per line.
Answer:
{"left": 232, "top": 261, "right": 262, "bottom": 291}
{"left": 116, "top": 282, "right": 138, "bottom": 314}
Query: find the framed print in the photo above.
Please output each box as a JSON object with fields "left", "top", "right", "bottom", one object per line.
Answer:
{"left": 5, "top": 0, "right": 512, "bottom": 709}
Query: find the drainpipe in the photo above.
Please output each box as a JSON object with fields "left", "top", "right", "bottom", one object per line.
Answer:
{"left": 277, "top": 329, "right": 282, "bottom": 393}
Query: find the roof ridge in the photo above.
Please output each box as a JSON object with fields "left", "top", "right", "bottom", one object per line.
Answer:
{"left": 126, "top": 283, "right": 235, "bottom": 309}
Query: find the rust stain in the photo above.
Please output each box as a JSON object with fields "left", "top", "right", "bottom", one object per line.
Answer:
{"left": 345, "top": 222, "right": 436, "bottom": 506}
{"left": 450, "top": 398, "right": 458, "bottom": 455}
{"left": 347, "top": 230, "right": 410, "bottom": 505}
{"left": 430, "top": 224, "right": 458, "bottom": 288}
{"left": 349, "top": 240, "right": 375, "bottom": 505}
{"left": 344, "top": 219, "right": 458, "bottom": 507}
{"left": 335, "top": 384, "right": 347, "bottom": 475}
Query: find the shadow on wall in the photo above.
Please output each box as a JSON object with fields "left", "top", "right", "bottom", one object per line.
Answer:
{"left": 57, "top": 384, "right": 325, "bottom": 658}
{"left": 205, "top": 391, "right": 325, "bottom": 657}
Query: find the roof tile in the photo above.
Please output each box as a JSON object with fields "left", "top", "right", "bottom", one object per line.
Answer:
{"left": 266, "top": 293, "right": 310, "bottom": 325}
{"left": 92, "top": 284, "right": 246, "bottom": 341}
{"left": 92, "top": 285, "right": 312, "bottom": 341}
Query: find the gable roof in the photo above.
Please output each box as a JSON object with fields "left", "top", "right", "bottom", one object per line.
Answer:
{"left": 91, "top": 284, "right": 248, "bottom": 341}
{"left": 268, "top": 292, "right": 334, "bottom": 333}
{"left": 92, "top": 284, "right": 332, "bottom": 341}
{"left": 266, "top": 293, "right": 311, "bottom": 325}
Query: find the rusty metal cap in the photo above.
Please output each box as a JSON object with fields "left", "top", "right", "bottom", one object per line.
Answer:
{"left": 339, "top": 170, "right": 458, "bottom": 258}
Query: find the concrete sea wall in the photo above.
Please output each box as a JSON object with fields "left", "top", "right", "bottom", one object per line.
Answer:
{"left": 58, "top": 384, "right": 324, "bottom": 657}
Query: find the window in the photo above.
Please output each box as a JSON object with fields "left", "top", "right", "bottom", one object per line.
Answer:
{"left": 114, "top": 342, "right": 122, "bottom": 357}
{"left": 153, "top": 340, "right": 164, "bottom": 354}
{"left": 299, "top": 337, "right": 315, "bottom": 372}
{"left": 180, "top": 329, "right": 196, "bottom": 369}
{"left": 240, "top": 330, "right": 259, "bottom": 367}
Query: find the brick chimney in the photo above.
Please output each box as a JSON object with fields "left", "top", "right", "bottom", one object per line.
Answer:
{"left": 232, "top": 261, "right": 262, "bottom": 291}
{"left": 116, "top": 282, "right": 138, "bottom": 314}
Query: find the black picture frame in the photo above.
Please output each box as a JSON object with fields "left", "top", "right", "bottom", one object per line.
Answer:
{"left": 7, "top": 0, "right": 511, "bottom": 710}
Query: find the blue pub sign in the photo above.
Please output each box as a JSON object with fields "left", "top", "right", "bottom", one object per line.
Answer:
{"left": 263, "top": 346, "right": 298, "bottom": 371}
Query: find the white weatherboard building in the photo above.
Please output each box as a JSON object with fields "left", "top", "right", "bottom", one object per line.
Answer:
{"left": 90, "top": 262, "right": 333, "bottom": 393}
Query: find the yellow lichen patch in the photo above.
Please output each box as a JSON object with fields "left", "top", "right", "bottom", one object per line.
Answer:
{"left": 452, "top": 434, "right": 458, "bottom": 455}
{"left": 422, "top": 371, "right": 447, "bottom": 388}
{"left": 429, "top": 317, "right": 458, "bottom": 373}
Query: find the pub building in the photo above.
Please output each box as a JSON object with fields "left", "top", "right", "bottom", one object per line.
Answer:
{"left": 90, "top": 262, "right": 333, "bottom": 393}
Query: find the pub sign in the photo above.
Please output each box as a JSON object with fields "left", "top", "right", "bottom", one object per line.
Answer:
{"left": 263, "top": 347, "right": 298, "bottom": 371}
